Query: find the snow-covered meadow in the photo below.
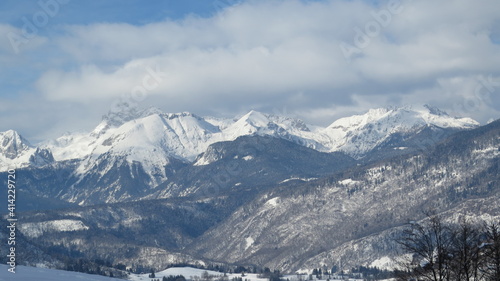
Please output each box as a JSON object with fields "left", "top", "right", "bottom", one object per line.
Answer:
{"left": 0, "top": 265, "right": 398, "bottom": 281}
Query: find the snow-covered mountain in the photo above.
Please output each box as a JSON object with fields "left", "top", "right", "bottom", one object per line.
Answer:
{"left": 1, "top": 105, "right": 477, "bottom": 173}
{"left": 6, "top": 118, "right": 498, "bottom": 276}
{"left": 188, "top": 119, "right": 500, "bottom": 272}
{"left": 0, "top": 130, "right": 54, "bottom": 171}
{"left": 39, "top": 105, "right": 478, "bottom": 164}
{"left": 0, "top": 104, "right": 496, "bottom": 278}
{"left": 0, "top": 105, "right": 480, "bottom": 205}
{"left": 319, "top": 105, "right": 478, "bottom": 158}
{"left": 42, "top": 109, "right": 319, "bottom": 166}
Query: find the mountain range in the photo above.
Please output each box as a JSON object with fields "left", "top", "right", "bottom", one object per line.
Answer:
{"left": 0, "top": 105, "right": 497, "bottom": 276}
{"left": 0, "top": 105, "right": 478, "bottom": 205}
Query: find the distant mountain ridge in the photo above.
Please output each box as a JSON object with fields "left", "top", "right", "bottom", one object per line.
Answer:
{"left": 2, "top": 105, "right": 478, "bottom": 169}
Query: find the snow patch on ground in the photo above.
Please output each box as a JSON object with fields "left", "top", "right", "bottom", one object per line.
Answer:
{"left": 265, "top": 197, "right": 280, "bottom": 207}
{"left": 472, "top": 146, "right": 500, "bottom": 157}
{"left": 370, "top": 256, "right": 395, "bottom": 271}
{"left": 18, "top": 219, "right": 89, "bottom": 238}
{"left": 338, "top": 178, "right": 360, "bottom": 185}
{"left": 245, "top": 237, "right": 255, "bottom": 250}
{"left": 280, "top": 177, "right": 318, "bottom": 184}
{"left": 242, "top": 155, "right": 254, "bottom": 161}
{"left": 193, "top": 156, "right": 212, "bottom": 166}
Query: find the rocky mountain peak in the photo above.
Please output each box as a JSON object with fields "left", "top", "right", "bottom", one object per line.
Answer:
{"left": 0, "top": 130, "right": 32, "bottom": 160}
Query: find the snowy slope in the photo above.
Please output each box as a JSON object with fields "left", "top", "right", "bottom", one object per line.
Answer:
{"left": 0, "top": 265, "right": 122, "bottom": 281}
{"left": 220, "top": 110, "right": 323, "bottom": 151}
{"left": 320, "top": 105, "right": 479, "bottom": 158}
{"left": 0, "top": 265, "right": 381, "bottom": 281}
{"left": 41, "top": 131, "right": 96, "bottom": 162}
{"left": 44, "top": 111, "right": 222, "bottom": 164}
{"left": 219, "top": 106, "right": 479, "bottom": 160}
{"left": 129, "top": 267, "right": 271, "bottom": 281}
{"left": 43, "top": 111, "right": 222, "bottom": 195}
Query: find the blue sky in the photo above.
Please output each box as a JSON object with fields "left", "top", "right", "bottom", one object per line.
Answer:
{"left": 1, "top": 0, "right": 500, "bottom": 142}
{"left": 0, "top": 0, "right": 218, "bottom": 25}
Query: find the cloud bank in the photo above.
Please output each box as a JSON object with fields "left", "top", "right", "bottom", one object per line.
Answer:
{"left": 1, "top": 0, "right": 500, "bottom": 141}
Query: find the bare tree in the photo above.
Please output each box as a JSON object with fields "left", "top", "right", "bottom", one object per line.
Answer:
{"left": 397, "top": 216, "right": 500, "bottom": 281}
{"left": 482, "top": 222, "right": 500, "bottom": 281}
{"left": 449, "top": 218, "right": 483, "bottom": 281}
{"left": 397, "top": 213, "right": 454, "bottom": 281}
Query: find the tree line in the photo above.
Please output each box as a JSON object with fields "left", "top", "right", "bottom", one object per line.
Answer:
{"left": 396, "top": 212, "right": 500, "bottom": 281}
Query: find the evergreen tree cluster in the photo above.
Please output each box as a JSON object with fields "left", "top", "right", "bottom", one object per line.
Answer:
{"left": 163, "top": 275, "right": 187, "bottom": 281}
{"left": 257, "top": 268, "right": 282, "bottom": 281}
{"left": 307, "top": 266, "right": 392, "bottom": 280}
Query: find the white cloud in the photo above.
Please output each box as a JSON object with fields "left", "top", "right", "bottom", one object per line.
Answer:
{"left": 0, "top": 23, "right": 48, "bottom": 55}
{"left": 34, "top": 1, "right": 367, "bottom": 107}
{"left": 4, "top": 0, "right": 500, "bottom": 140}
